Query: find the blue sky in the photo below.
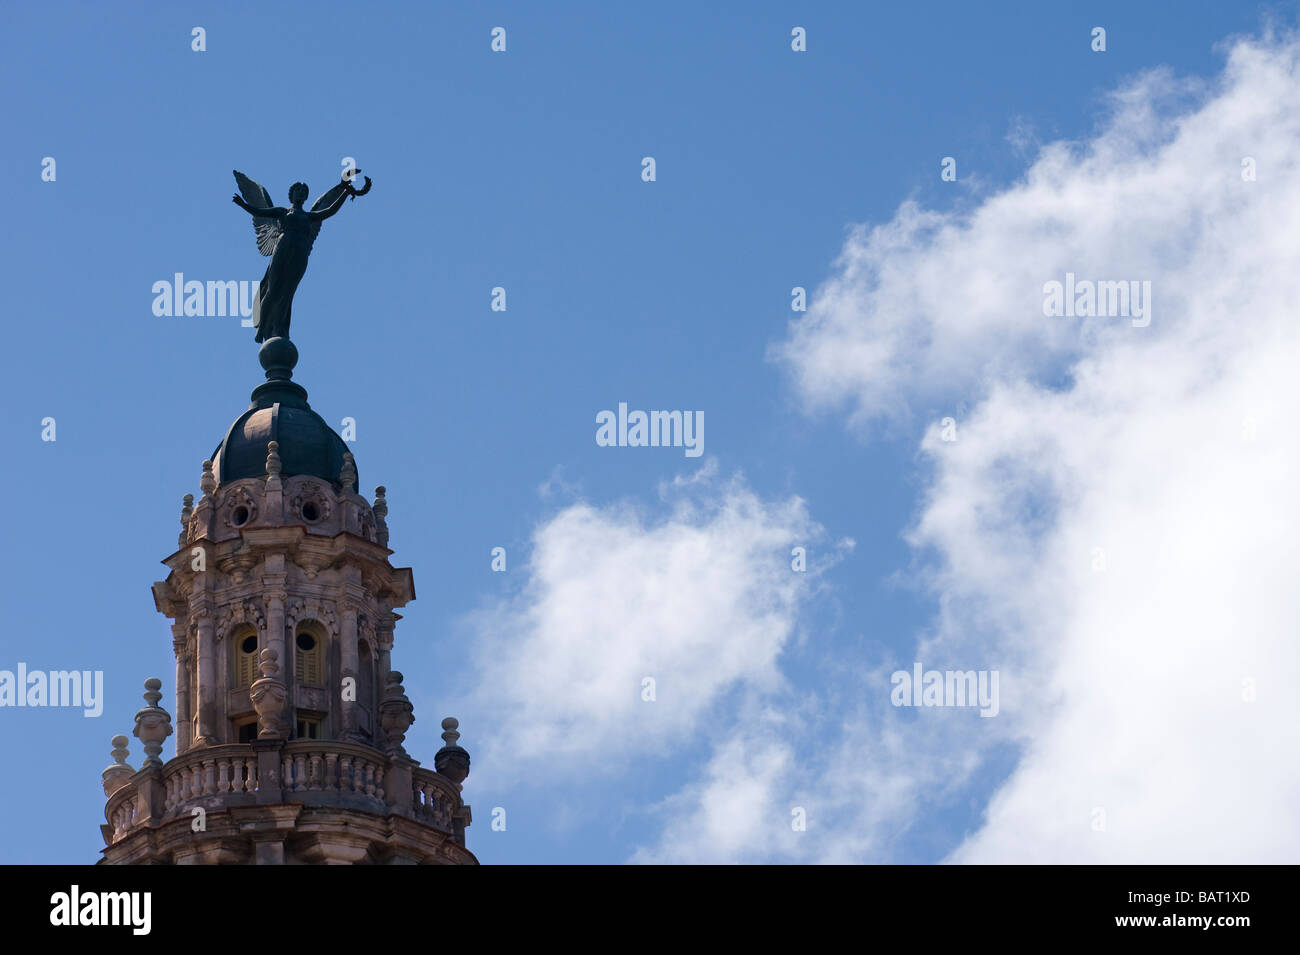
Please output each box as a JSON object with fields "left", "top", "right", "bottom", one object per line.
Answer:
{"left": 1, "top": 1, "right": 1293, "bottom": 864}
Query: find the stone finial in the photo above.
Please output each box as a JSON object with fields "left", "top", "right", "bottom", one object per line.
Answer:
{"left": 199, "top": 459, "right": 216, "bottom": 498}
{"left": 257, "top": 647, "right": 280, "bottom": 680}
{"left": 340, "top": 452, "right": 357, "bottom": 491}
{"left": 178, "top": 494, "right": 194, "bottom": 547}
{"left": 266, "top": 440, "right": 282, "bottom": 477}
{"left": 249, "top": 648, "right": 287, "bottom": 739}
{"left": 101, "top": 734, "right": 135, "bottom": 798}
{"left": 132, "top": 678, "right": 173, "bottom": 768}
{"left": 378, "top": 670, "right": 415, "bottom": 756}
{"left": 373, "top": 486, "right": 389, "bottom": 548}
{"left": 435, "top": 716, "right": 470, "bottom": 787}
{"left": 441, "top": 717, "right": 461, "bottom": 748}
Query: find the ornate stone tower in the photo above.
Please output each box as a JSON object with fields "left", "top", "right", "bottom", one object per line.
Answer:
{"left": 97, "top": 338, "right": 475, "bottom": 864}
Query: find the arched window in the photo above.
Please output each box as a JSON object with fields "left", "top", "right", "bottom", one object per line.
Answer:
{"left": 295, "top": 628, "right": 323, "bottom": 685}
{"left": 233, "top": 629, "right": 259, "bottom": 688}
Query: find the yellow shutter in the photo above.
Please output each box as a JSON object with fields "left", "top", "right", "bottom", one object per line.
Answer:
{"left": 295, "top": 635, "right": 321, "bottom": 685}
{"left": 235, "top": 638, "right": 258, "bottom": 687}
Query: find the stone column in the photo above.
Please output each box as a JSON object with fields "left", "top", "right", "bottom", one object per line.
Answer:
{"left": 262, "top": 574, "right": 289, "bottom": 738}
{"left": 265, "top": 592, "right": 287, "bottom": 659}
{"left": 194, "top": 612, "right": 216, "bottom": 744}
{"left": 376, "top": 610, "right": 396, "bottom": 688}
{"left": 339, "top": 604, "right": 359, "bottom": 739}
{"left": 263, "top": 557, "right": 288, "bottom": 708}
{"left": 172, "top": 623, "right": 192, "bottom": 752}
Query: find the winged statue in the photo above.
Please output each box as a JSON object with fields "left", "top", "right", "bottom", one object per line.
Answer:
{"left": 231, "top": 169, "right": 372, "bottom": 342}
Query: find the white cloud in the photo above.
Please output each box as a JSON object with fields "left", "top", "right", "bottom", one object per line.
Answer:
{"left": 764, "top": 31, "right": 1300, "bottom": 862}
{"left": 633, "top": 699, "right": 987, "bottom": 864}
{"left": 457, "top": 464, "right": 845, "bottom": 790}
{"left": 630, "top": 708, "right": 797, "bottom": 865}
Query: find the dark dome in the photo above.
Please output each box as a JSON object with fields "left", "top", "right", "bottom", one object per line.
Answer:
{"left": 212, "top": 337, "right": 358, "bottom": 492}
{"left": 213, "top": 401, "right": 356, "bottom": 491}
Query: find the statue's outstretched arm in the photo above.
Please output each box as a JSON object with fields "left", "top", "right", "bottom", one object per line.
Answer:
{"left": 308, "top": 190, "right": 349, "bottom": 222}
{"left": 233, "top": 196, "right": 287, "bottom": 218}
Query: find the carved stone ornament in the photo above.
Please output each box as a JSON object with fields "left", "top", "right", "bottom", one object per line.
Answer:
{"left": 222, "top": 485, "right": 259, "bottom": 529}
{"left": 215, "top": 601, "right": 266, "bottom": 644}
{"left": 290, "top": 480, "right": 331, "bottom": 524}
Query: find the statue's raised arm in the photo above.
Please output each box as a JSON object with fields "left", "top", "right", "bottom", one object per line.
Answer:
{"left": 231, "top": 168, "right": 372, "bottom": 344}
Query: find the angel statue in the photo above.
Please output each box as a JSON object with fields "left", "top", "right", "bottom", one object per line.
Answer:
{"left": 232, "top": 169, "right": 372, "bottom": 343}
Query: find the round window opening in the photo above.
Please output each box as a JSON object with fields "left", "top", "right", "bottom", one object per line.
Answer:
{"left": 231, "top": 505, "right": 250, "bottom": 526}
{"left": 240, "top": 635, "right": 257, "bottom": 654}
{"left": 296, "top": 633, "right": 316, "bottom": 652}
{"left": 301, "top": 502, "right": 320, "bottom": 522}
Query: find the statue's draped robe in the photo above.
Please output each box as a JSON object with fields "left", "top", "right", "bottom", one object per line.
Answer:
{"left": 253, "top": 217, "right": 316, "bottom": 343}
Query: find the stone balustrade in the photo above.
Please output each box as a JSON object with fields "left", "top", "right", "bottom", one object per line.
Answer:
{"left": 107, "top": 794, "right": 137, "bottom": 841}
{"left": 103, "top": 738, "right": 465, "bottom": 847}
{"left": 411, "top": 766, "right": 459, "bottom": 830}
{"left": 163, "top": 744, "right": 260, "bottom": 811}
{"left": 280, "top": 740, "right": 386, "bottom": 801}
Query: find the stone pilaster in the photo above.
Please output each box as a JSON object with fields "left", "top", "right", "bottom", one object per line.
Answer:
{"left": 193, "top": 612, "right": 216, "bottom": 745}
{"left": 339, "top": 602, "right": 360, "bottom": 739}
{"left": 172, "top": 622, "right": 192, "bottom": 751}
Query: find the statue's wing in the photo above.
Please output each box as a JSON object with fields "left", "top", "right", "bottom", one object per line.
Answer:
{"left": 233, "top": 170, "right": 283, "bottom": 257}
{"left": 306, "top": 180, "right": 351, "bottom": 240}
